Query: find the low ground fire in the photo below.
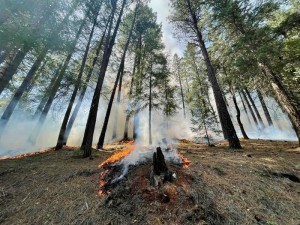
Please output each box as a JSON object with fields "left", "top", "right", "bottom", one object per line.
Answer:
{"left": 98, "top": 139, "right": 191, "bottom": 201}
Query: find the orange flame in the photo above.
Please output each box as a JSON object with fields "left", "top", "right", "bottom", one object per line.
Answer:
{"left": 99, "top": 140, "right": 135, "bottom": 168}
{"left": 0, "top": 149, "right": 53, "bottom": 160}
{"left": 98, "top": 141, "right": 135, "bottom": 196}
{"left": 179, "top": 155, "right": 191, "bottom": 168}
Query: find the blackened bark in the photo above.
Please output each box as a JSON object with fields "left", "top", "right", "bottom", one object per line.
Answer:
{"left": 231, "top": 91, "right": 249, "bottom": 139}
{"left": 97, "top": 4, "right": 137, "bottom": 149}
{"left": 259, "top": 63, "right": 300, "bottom": 143}
{"left": 257, "top": 90, "right": 273, "bottom": 126}
{"left": 241, "top": 90, "right": 259, "bottom": 128}
{"left": 63, "top": 19, "right": 110, "bottom": 146}
{"left": 0, "top": 45, "right": 31, "bottom": 94}
{"left": 81, "top": 0, "right": 126, "bottom": 157}
{"left": 55, "top": 14, "right": 98, "bottom": 150}
{"left": 153, "top": 147, "right": 168, "bottom": 175}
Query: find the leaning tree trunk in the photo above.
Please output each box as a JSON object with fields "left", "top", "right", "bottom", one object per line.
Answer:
{"left": 55, "top": 12, "right": 99, "bottom": 150}
{"left": 0, "top": 45, "right": 31, "bottom": 95}
{"left": 241, "top": 90, "right": 259, "bottom": 128}
{"left": 186, "top": 0, "right": 241, "bottom": 148}
{"left": 33, "top": 66, "right": 62, "bottom": 118}
{"left": 259, "top": 63, "right": 300, "bottom": 143}
{"left": 257, "top": 90, "right": 273, "bottom": 127}
{"left": 97, "top": 63, "right": 125, "bottom": 149}
{"left": 81, "top": 0, "right": 126, "bottom": 157}
{"left": 231, "top": 90, "right": 249, "bottom": 139}
{"left": 111, "top": 66, "right": 124, "bottom": 140}
{"left": 238, "top": 91, "right": 252, "bottom": 125}
{"left": 62, "top": 19, "right": 110, "bottom": 146}
{"left": 245, "top": 88, "right": 265, "bottom": 129}
{"left": 97, "top": 4, "right": 137, "bottom": 149}
{"left": 0, "top": 49, "right": 48, "bottom": 124}
{"left": 28, "top": 16, "right": 86, "bottom": 144}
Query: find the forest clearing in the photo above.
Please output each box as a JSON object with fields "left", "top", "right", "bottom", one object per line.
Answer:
{"left": 0, "top": 0, "right": 300, "bottom": 224}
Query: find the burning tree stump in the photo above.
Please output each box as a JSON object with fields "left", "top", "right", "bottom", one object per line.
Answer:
{"left": 151, "top": 147, "right": 176, "bottom": 187}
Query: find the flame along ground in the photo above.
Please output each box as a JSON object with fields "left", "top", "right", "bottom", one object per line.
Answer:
{"left": 98, "top": 140, "right": 191, "bottom": 196}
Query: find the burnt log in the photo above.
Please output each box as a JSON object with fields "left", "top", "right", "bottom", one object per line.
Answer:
{"left": 153, "top": 147, "right": 168, "bottom": 175}
{"left": 151, "top": 147, "right": 176, "bottom": 187}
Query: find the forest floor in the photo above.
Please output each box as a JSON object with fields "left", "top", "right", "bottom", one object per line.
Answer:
{"left": 0, "top": 139, "right": 299, "bottom": 225}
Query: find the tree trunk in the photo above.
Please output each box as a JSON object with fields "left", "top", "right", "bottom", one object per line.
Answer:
{"left": 28, "top": 16, "right": 87, "bottom": 145}
{"left": 0, "top": 45, "right": 31, "bottom": 95}
{"left": 257, "top": 90, "right": 273, "bottom": 126}
{"left": 111, "top": 66, "right": 124, "bottom": 140}
{"left": 55, "top": 14, "right": 99, "bottom": 150}
{"left": 185, "top": 0, "right": 241, "bottom": 148}
{"left": 62, "top": 18, "right": 110, "bottom": 146}
{"left": 238, "top": 91, "right": 252, "bottom": 125}
{"left": 241, "top": 90, "right": 259, "bottom": 128}
{"left": 231, "top": 91, "right": 249, "bottom": 139}
{"left": 97, "top": 4, "right": 137, "bottom": 149}
{"left": 123, "top": 54, "right": 137, "bottom": 140}
{"left": 245, "top": 88, "right": 265, "bottom": 129}
{"left": 0, "top": 49, "right": 48, "bottom": 127}
{"left": 259, "top": 63, "right": 300, "bottom": 143}
{"left": 33, "top": 66, "right": 62, "bottom": 118}
{"left": 178, "top": 70, "right": 186, "bottom": 118}
{"left": 81, "top": 0, "right": 126, "bottom": 158}
{"left": 149, "top": 69, "right": 152, "bottom": 145}
{"left": 97, "top": 63, "right": 124, "bottom": 149}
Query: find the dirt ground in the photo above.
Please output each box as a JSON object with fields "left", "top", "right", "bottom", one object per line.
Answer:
{"left": 0, "top": 139, "right": 299, "bottom": 225}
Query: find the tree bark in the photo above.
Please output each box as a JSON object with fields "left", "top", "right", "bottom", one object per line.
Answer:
{"left": 81, "top": 0, "right": 126, "bottom": 157}
{"left": 55, "top": 13, "right": 99, "bottom": 150}
{"left": 149, "top": 69, "right": 152, "bottom": 145}
{"left": 111, "top": 65, "right": 124, "bottom": 140}
{"left": 259, "top": 63, "right": 300, "bottom": 143}
{"left": 231, "top": 90, "right": 249, "bottom": 139}
{"left": 245, "top": 88, "right": 265, "bottom": 129}
{"left": 241, "top": 90, "right": 259, "bottom": 128}
{"left": 185, "top": 0, "right": 241, "bottom": 149}
{"left": 62, "top": 18, "right": 110, "bottom": 146}
{"left": 257, "top": 90, "right": 273, "bottom": 126}
{"left": 97, "top": 4, "right": 137, "bottom": 149}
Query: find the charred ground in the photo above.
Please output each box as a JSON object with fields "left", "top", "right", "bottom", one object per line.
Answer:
{"left": 0, "top": 139, "right": 299, "bottom": 225}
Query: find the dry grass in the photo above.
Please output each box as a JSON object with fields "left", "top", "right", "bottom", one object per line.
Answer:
{"left": 0, "top": 139, "right": 299, "bottom": 225}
